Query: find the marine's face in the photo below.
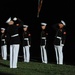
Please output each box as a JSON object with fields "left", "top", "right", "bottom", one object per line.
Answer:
{"left": 1, "top": 30, "right": 5, "bottom": 33}
{"left": 23, "top": 27, "right": 28, "bottom": 31}
{"left": 41, "top": 25, "right": 46, "bottom": 30}
{"left": 8, "top": 20, "right": 14, "bottom": 25}
{"left": 58, "top": 23, "right": 64, "bottom": 29}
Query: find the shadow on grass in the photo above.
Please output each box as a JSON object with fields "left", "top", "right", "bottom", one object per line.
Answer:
{"left": 0, "top": 72, "right": 14, "bottom": 75}
{"left": 0, "top": 63, "right": 9, "bottom": 68}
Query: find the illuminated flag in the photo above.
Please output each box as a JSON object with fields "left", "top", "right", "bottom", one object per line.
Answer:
{"left": 37, "top": 0, "right": 43, "bottom": 18}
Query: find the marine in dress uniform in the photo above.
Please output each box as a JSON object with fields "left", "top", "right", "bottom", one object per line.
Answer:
{"left": 40, "top": 22, "right": 48, "bottom": 64}
{"left": 6, "top": 17, "right": 24, "bottom": 68}
{"left": 1, "top": 28, "right": 7, "bottom": 60}
{"left": 22, "top": 25, "right": 31, "bottom": 63}
{"left": 53, "top": 20, "right": 66, "bottom": 65}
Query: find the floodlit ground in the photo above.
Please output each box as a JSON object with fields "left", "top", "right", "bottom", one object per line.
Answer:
{"left": 0, "top": 58, "right": 75, "bottom": 75}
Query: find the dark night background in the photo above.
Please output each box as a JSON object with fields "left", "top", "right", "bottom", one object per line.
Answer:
{"left": 0, "top": 0, "right": 75, "bottom": 65}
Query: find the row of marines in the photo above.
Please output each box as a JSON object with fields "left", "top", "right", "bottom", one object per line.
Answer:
{"left": 1, "top": 17, "right": 66, "bottom": 68}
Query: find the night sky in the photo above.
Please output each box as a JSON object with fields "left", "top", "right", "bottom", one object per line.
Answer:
{"left": 0, "top": 0, "right": 75, "bottom": 65}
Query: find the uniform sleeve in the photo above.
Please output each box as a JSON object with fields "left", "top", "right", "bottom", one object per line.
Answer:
{"left": 28, "top": 32, "right": 31, "bottom": 45}
{"left": 22, "top": 32, "right": 24, "bottom": 39}
{"left": 62, "top": 30, "right": 66, "bottom": 44}
{"left": 16, "top": 18, "right": 24, "bottom": 27}
{"left": 5, "top": 28, "right": 11, "bottom": 44}
{"left": 17, "top": 18, "right": 24, "bottom": 25}
{"left": 22, "top": 32, "right": 25, "bottom": 42}
{"left": 4, "top": 34, "right": 7, "bottom": 44}
{"left": 45, "top": 30, "right": 48, "bottom": 38}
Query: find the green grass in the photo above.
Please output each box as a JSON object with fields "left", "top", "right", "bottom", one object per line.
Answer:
{"left": 0, "top": 59, "right": 75, "bottom": 75}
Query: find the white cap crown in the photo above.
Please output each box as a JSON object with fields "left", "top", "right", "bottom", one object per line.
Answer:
{"left": 41, "top": 22, "right": 47, "bottom": 26}
{"left": 6, "top": 17, "right": 11, "bottom": 23}
{"left": 61, "top": 20, "right": 66, "bottom": 26}
{"left": 1, "top": 28, "right": 5, "bottom": 30}
{"left": 23, "top": 25, "right": 28, "bottom": 28}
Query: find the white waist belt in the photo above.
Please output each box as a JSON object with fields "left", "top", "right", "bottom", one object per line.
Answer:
{"left": 11, "top": 34, "right": 19, "bottom": 37}
{"left": 41, "top": 37, "right": 46, "bottom": 39}
{"left": 24, "top": 38, "right": 29, "bottom": 40}
{"left": 56, "top": 36, "right": 61, "bottom": 40}
{"left": 2, "top": 39, "right": 5, "bottom": 41}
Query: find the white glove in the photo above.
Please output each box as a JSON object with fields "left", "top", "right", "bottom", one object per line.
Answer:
{"left": 60, "top": 44, "right": 64, "bottom": 46}
{"left": 29, "top": 45, "right": 31, "bottom": 47}
{"left": 13, "top": 17, "right": 17, "bottom": 21}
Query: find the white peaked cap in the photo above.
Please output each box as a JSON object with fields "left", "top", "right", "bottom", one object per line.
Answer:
{"left": 23, "top": 25, "right": 28, "bottom": 28}
{"left": 61, "top": 20, "right": 66, "bottom": 26}
{"left": 41, "top": 22, "right": 47, "bottom": 26}
{"left": 1, "top": 28, "right": 5, "bottom": 30}
{"left": 6, "top": 17, "right": 11, "bottom": 23}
